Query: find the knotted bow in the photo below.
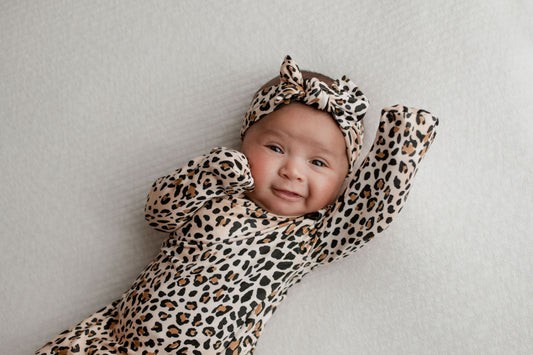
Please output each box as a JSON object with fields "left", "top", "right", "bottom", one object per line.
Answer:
{"left": 274, "top": 55, "right": 368, "bottom": 131}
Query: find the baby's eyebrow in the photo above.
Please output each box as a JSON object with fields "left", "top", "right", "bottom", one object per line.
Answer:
{"left": 310, "top": 142, "right": 339, "bottom": 157}
{"left": 261, "top": 128, "right": 286, "bottom": 138}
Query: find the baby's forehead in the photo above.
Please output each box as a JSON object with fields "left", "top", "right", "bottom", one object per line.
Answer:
{"left": 256, "top": 109, "right": 346, "bottom": 151}
{"left": 258, "top": 112, "right": 338, "bottom": 132}
{"left": 262, "top": 103, "right": 339, "bottom": 126}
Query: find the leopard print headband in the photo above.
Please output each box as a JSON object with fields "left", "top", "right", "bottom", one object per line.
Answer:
{"left": 241, "top": 55, "right": 369, "bottom": 174}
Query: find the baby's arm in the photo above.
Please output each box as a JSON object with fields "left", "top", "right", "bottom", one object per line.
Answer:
{"left": 144, "top": 147, "right": 254, "bottom": 233}
{"left": 311, "top": 105, "right": 438, "bottom": 263}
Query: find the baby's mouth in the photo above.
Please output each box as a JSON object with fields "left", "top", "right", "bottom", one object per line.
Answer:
{"left": 272, "top": 188, "right": 302, "bottom": 200}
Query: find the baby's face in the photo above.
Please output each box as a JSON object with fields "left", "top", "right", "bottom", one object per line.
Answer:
{"left": 241, "top": 102, "right": 348, "bottom": 216}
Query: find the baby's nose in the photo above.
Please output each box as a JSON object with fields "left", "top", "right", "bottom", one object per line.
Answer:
{"left": 279, "top": 159, "right": 304, "bottom": 181}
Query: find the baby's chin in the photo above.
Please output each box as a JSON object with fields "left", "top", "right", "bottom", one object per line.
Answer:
{"left": 244, "top": 191, "right": 329, "bottom": 217}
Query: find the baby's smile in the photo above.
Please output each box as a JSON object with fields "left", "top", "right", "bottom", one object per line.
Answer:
{"left": 272, "top": 187, "right": 303, "bottom": 200}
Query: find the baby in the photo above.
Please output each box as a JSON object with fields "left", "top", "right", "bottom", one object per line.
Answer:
{"left": 36, "top": 56, "right": 438, "bottom": 355}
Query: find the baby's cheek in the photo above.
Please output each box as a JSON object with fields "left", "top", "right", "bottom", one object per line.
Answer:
{"left": 328, "top": 176, "right": 346, "bottom": 203}
{"left": 312, "top": 187, "right": 333, "bottom": 209}
{"left": 249, "top": 170, "right": 262, "bottom": 189}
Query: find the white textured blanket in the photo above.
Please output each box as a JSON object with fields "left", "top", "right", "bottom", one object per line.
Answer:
{"left": 1, "top": 1, "right": 531, "bottom": 354}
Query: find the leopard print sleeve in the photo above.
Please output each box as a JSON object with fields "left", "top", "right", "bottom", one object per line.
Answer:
{"left": 311, "top": 105, "right": 439, "bottom": 264}
{"left": 144, "top": 147, "right": 254, "bottom": 233}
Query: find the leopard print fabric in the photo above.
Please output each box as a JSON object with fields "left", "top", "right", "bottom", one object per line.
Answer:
{"left": 36, "top": 60, "right": 438, "bottom": 354}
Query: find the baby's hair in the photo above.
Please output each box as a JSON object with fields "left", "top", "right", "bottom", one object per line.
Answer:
{"left": 258, "top": 70, "right": 335, "bottom": 92}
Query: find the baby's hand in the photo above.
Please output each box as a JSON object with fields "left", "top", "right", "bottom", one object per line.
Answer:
{"left": 380, "top": 106, "right": 439, "bottom": 159}
{"left": 203, "top": 147, "right": 255, "bottom": 195}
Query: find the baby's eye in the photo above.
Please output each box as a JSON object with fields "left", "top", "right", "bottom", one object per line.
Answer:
{"left": 267, "top": 145, "right": 283, "bottom": 154}
{"left": 311, "top": 159, "right": 327, "bottom": 167}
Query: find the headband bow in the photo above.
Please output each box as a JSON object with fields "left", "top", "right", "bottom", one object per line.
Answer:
{"left": 275, "top": 57, "right": 368, "bottom": 130}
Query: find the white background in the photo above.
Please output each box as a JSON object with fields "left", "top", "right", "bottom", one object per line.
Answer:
{"left": 1, "top": 1, "right": 532, "bottom": 354}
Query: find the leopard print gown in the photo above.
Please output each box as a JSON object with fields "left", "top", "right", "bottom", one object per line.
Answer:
{"left": 36, "top": 105, "right": 438, "bottom": 355}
